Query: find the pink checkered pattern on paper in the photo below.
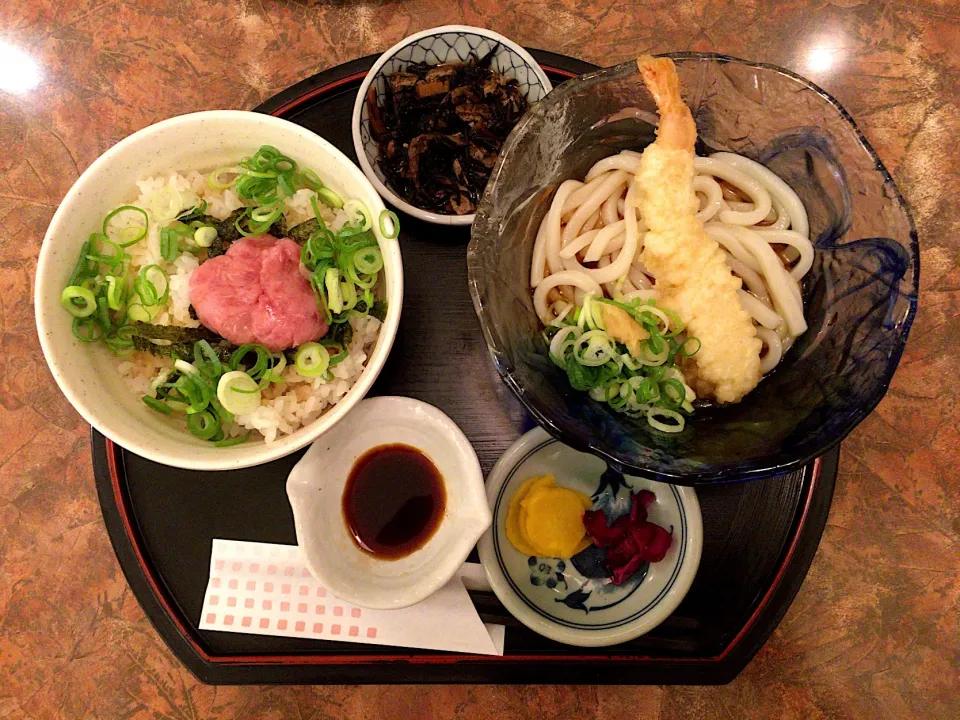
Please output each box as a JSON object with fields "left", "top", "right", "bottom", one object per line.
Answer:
{"left": 203, "top": 549, "right": 379, "bottom": 642}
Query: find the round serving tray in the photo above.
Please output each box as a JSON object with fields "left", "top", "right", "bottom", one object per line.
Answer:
{"left": 91, "top": 49, "right": 838, "bottom": 685}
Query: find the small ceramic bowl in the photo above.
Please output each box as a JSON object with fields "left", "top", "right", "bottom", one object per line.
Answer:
{"left": 35, "top": 110, "right": 403, "bottom": 471}
{"left": 352, "top": 25, "right": 553, "bottom": 226}
{"left": 286, "top": 396, "right": 491, "bottom": 609}
{"left": 478, "top": 427, "right": 702, "bottom": 647}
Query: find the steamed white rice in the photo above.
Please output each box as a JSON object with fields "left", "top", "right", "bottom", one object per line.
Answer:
{"left": 116, "top": 169, "right": 378, "bottom": 444}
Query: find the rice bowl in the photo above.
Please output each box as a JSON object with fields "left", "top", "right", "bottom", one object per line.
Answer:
{"left": 35, "top": 111, "right": 403, "bottom": 470}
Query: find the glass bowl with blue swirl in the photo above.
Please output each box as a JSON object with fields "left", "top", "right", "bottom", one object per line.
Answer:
{"left": 467, "top": 52, "right": 919, "bottom": 485}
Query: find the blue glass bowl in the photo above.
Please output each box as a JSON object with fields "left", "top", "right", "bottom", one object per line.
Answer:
{"left": 467, "top": 53, "right": 919, "bottom": 485}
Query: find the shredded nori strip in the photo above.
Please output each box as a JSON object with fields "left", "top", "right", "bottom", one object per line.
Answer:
{"left": 329, "top": 320, "right": 353, "bottom": 348}
{"left": 368, "top": 49, "right": 527, "bottom": 215}
{"left": 286, "top": 218, "right": 320, "bottom": 245}
{"left": 127, "top": 322, "right": 222, "bottom": 343}
{"left": 205, "top": 209, "right": 288, "bottom": 258}
{"left": 127, "top": 322, "right": 236, "bottom": 360}
{"left": 371, "top": 299, "right": 388, "bottom": 322}
{"left": 132, "top": 336, "right": 235, "bottom": 361}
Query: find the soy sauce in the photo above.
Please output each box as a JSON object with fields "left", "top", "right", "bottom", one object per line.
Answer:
{"left": 342, "top": 444, "right": 446, "bottom": 560}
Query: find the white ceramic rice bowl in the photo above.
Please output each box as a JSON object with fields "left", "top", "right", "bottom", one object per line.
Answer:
{"left": 34, "top": 110, "right": 403, "bottom": 471}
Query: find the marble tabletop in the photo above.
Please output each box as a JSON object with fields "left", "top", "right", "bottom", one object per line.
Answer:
{"left": 1, "top": 1, "right": 957, "bottom": 718}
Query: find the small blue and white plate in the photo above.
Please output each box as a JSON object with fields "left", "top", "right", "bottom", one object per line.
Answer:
{"left": 478, "top": 427, "right": 702, "bottom": 647}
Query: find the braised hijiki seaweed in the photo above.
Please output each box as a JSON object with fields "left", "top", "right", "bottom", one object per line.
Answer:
{"left": 367, "top": 49, "right": 528, "bottom": 215}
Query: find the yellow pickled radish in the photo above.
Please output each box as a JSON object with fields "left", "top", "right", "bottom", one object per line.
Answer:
{"left": 505, "top": 474, "right": 592, "bottom": 559}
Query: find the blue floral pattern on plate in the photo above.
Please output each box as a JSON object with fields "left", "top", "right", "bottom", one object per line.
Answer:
{"left": 522, "top": 470, "right": 660, "bottom": 615}
{"left": 489, "top": 434, "right": 693, "bottom": 632}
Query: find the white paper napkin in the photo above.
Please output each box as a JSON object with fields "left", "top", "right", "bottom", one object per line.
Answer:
{"left": 198, "top": 540, "right": 504, "bottom": 656}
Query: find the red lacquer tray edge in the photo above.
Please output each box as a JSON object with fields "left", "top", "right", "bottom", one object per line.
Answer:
{"left": 91, "top": 49, "right": 839, "bottom": 685}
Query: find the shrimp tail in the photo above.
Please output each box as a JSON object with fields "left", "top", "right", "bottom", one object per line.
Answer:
{"left": 637, "top": 55, "right": 696, "bottom": 151}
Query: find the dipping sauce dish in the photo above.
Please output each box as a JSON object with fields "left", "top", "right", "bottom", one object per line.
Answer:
{"left": 286, "top": 396, "right": 491, "bottom": 609}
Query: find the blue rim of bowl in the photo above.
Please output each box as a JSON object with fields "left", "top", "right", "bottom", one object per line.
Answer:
{"left": 351, "top": 26, "right": 554, "bottom": 226}
{"left": 467, "top": 51, "right": 920, "bottom": 485}
{"left": 491, "top": 438, "right": 688, "bottom": 630}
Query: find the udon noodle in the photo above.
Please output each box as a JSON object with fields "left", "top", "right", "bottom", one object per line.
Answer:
{"left": 532, "top": 149, "right": 812, "bottom": 378}
{"left": 530, "top": 56, "right": 814, "bottom": 432}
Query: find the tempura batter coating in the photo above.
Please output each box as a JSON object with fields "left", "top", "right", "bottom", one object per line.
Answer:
{"left": 635, "top": 56, "right": 761, "bottom": 403}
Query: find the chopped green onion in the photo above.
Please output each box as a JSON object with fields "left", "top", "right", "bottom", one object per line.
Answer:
{"left": 208, "top": 166, "right": 238, "bottom": 190}
{"left": 214, "top": 431, "right": 252, "bottom": 447}
{"left": 96, "top": 296, "right": 112, "bottom": 331}
{"left": 378, "top": 210, "right": 399, "bottom": 239}
{"left": 177, "top": 200, "right": 208, "bottom": 223}
{"left": 636, "top": 376, "right": 659, "bottom": 404}
{"left": 209, "top": 396, "right": 233, "bottom": 426}
{"left": 194, "top": 225, "right": 218, "bottom": 248}
{"left": 316, "top": 186, "right": 343, "bottom": 209}
{"left": 174, "top": 359, "right": 199, "bottom": 376}
{"left": 660, "top": 378, "right": 686, "bottom": 410}
{"left": 325, "top": 268, "right": 343, "bottom": 313}
{"left": 647, "top": 328, "right": 665, "bottom": 355}
{"left": 294, "top": 342, "right": 330, "bottom": 378}
{"left": 72, "top": 316, "right": 104, "bottom": 342}
{"left": 104, "top": 328, "right": 135, "bottom": 356}
{"left": 103, "top": 205, "right": 149, "bottom": 248}
{"left": 134, "top": 265, "right": 169, "bottom": 307}
{"left": 68, "top": 240, "right": 95, "bottom": 286}
{"left": 216, "top": 371, "right": 261, "bottom": 415}
{"left": 230, "top": 344, "right": 271, "bottom": 379}
{"left": 270, "top": 352, "right": 287, "bottom": 378}
{"left": 150, "top": 368, "right": 172, "bottom": 393}
{"left": 187, "top": 410, "right": 220, "bottom": 440}
{"left": 353, "top": 247, "right": 383, "bottom": 275}
{"left": 271, "top": 155, "right": 296, "bottom": 173}
{"left": 338, "top": 279, "right": 358, "bottom": 313}
{"left": 325, "top": 343, "right": 349, "bottom": 367}
{"left": 104, "top": 275, "right": 126, "bottom": 310}
{"left": 194, "top": 340, "right": 223, "bottom": 378}
{"left": 126, "top": 300, "right": 156, "bottom": 323}
{"left": 85, "top": 232, "right": 124, "bottom": 266}
{"left": 241, "top": 168, "right": 278, "bottom": 180}
{"left": 343, "top": 200, "right": 371, "bottom": 231}
{"left": 277, "top": 173, "right": 296, "bottom": 197}
{"left": 250, "top": 204, "right": 282, "bottom": 224}
{"left": 679, "top": 337, "right": 701, "bottom": 357}
{"left": 159, "top": 227, "right": 180, "bottom": 263}
{"left": 142, "top": 395, "right": 173, "bottom": 415}
{"left": 61, "top": 286, "right": 97, "bottom": 318}
{"left": 661, "top": 307, "right": 685, "bottom": 336}
{"left": 177, "top": 371, "right": 213, "bottom": 413}
{"left": 647, "top": 407, "right": 685, "bottom": 433}
{"left": 300, "top": 168, "right": 323, "bottom": 191}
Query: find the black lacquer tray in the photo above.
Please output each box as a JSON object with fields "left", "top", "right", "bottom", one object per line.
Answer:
{"left": 91, "top": 50, "right": 837, "bottom": 685}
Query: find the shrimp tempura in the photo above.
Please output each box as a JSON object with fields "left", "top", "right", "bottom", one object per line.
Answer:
{"left": 634, "top": 56, "right": 761, "bottom": 403}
